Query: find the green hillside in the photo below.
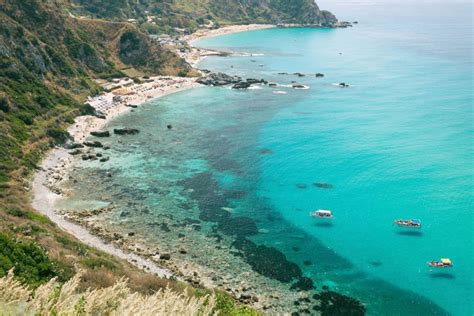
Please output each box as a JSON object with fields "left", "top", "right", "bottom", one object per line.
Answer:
{"left": 0, "top": 0, "right": 336, "bottom": 314}
{"left": 71, "top": 0, "right": 337, "bottom": 31}
{"left": 176, "top": 0, "right": 337, "bottom": 25}
{"left": 0, "top": 0, "right": 190, "bottom": 198}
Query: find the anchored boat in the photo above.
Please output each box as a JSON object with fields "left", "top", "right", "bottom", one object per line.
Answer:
{"left": 428, "top": 258, "right": 453, "bottom": 268}
{"left": 310, "top": 210, "right": 333, "bottom": 218}
{"left": 394, "top": 219, "right": 421, "bottom": 228}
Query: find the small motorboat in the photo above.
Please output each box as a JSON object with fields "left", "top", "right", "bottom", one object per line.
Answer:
{"left": 310, "top": 210, "right": 333, "bottom": 218}
{"left": 394, "top": 219, "right": 421, "bottom": 228}
{"left": 428, "top": 258, "right": 453, "bottom": 268}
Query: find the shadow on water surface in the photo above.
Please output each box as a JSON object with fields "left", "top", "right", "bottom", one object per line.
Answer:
{"left": 315, "top": 222, "right": 334, "bottom": 228}
{"left": 396, "top": 230, "right": 423, "bottom": 237}
{"left": 429, "top": 272, "right": 456, "bottom": 280}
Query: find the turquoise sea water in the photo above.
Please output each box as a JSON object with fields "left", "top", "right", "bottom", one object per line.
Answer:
{"left": 63, "top": 1, "right": 472, "bottom": 314}
{"left": 194, "top": 2, "right": 473, "bottom": 314}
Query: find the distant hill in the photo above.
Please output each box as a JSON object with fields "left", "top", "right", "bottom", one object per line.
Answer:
{"left": 70, "top": 0, "right": 337, "bottom": 30}
{"left": 177, "top": 0, "right": 337, "bottom": 26}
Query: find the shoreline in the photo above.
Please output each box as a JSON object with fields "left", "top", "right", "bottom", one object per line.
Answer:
{"left": 181, "top": 24, "right": 275, "bottom": 67}
{"left": 31, "top": 147, "right": 174, "bottom": 278}
{"left": 29, "top": 23, "right": 361, "bottom": 313}
{"left": 32, "top": 76, "right": 199, "bottom": 278}
{"left": 185, "top": 24, "right": 275, "bottom": 46}
{"left": 31, "top": 25, "right": 272, "bottom": 281}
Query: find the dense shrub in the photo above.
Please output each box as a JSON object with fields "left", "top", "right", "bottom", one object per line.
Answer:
{"left": 81, "top": 257, "right": 117, "bottom": 271}
{"left": 0, "top": 97, "right": 10, "bottom": 113}
{"left": 0, "top": 233, "right": 56, "bottom": 287}
{"left": 46, "top": 127, "right": 70, "bottom": 144}
{"left": 5, "top": 208, "right": 49, "bottom": 224}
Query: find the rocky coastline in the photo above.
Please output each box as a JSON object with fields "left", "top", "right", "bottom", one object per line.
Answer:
{"left": 31, "top": 23, "right": 363, "bottom": 314}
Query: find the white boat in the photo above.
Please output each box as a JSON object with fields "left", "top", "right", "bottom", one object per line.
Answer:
{"left": 428, "top": 258, "right": 453, "bottom": 268}
{"left": 394, "top": 219, "right": 421, "bottom": 228}
{"left": 310, "top": 209, "right": 333, "bottom": 218}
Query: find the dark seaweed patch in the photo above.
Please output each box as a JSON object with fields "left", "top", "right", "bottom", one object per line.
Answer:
{"left": 266, "top": 213, "right": 284, "bottom": 222}
{"left": 312, "top": 291, "right": 366, "bottom": 315}
{"left": 159, "top": 223, "right": 170, "bottom": 232}
{"left": 211, "top": 158, "right": 242, "bottom": 173}
{"left": 179, "top": 172, "right": 218, "bottom": 198}
{"left": 218, "top": 216, "right": 258, "bottom": 236}
{"left": 177, "top": 202, "right": 194, "bottom": 210}
{"left": 232, "top": 237, "right": 302, "bottom": 283}
{"left": 179, "top": 172, "right": 231, "bottom": 223}
{"left": 182, "top": 217, "right": 201, "bottom": 225}
{"left": 199, "top": 206, "right": 231, "bottom": 222}
{"left": 291, "top": 277, "right": 315, "bottom": 291}
{"left": 223, "top": 189, "right": 247, "bottom": 200}
{"left": 179, "top": 172, "right": 364, "bottom": 309}
{"left": 259, "top": 148, "right": 274, "bottom": 155}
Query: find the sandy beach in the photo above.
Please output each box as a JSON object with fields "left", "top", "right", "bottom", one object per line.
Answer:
{"left": 32, "top": 76, "right": 199, "bottom": 279}
{"left": 181, "top": 24, "right": 275, "bottom": 66}
{"left": 185, "top": 24, "right": 275, "bottom": 45}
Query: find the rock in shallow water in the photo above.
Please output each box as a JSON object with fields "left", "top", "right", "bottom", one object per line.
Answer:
{"left": 64, "top": 142, "right": 84, "bottom": 149}
{"left": 196, "top": 72, "right": 241, "bottom": 86}
{"left": 113, "top": 128, "right": 140, "bottom": 135}
{"left": 90, "top": 130, "right": 110, "bottom": 137}
{"left": 292, "top": 84, "right": 308, "bottom": 89}
{"left": 246, "top": 78, "right": 267, "bottom": 84}
{"left": 160, "top": 253, "right": 171, "bottom": 260}
{"left": 313, "top": 182, "right": 334, "bottom": 189}
{"left": 83, "top": 141, "right": 103, "bottom": 148}
{"left": 232, "top": 82, "right": 252, "bottom": 89}
{"left": 69, "top": 149, "right": 82, "bottom": 155}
